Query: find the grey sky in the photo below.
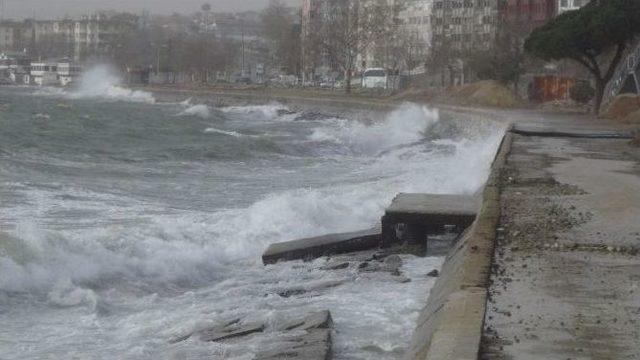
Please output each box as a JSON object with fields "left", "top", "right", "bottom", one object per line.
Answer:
{"left": 1, "top": 0, "right": 298, "bottom": 20}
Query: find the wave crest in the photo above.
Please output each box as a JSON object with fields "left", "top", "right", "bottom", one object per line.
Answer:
{"left": 309, "top": 103, "right": 439, "bottom": 154}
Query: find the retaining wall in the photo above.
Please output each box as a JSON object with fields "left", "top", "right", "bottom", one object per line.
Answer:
{"left": 404, "top": 131, "right": 513, "bottom": 360}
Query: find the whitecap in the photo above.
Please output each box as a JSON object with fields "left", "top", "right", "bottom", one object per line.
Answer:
{"left": 204, "top": 127, "right": 243, "bottom": 137}
{"left": 178, "top": 104, "right": 210, "bottom": 118}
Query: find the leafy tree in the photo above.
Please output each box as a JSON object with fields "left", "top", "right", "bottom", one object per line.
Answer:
{"left": 524, "top": 0, "right": 640, "bottom": 114}
{"left": 569, "top": 81, "right": 596, "bottom": 104}
{"left": 467, "top": 48, "right": 524, "bottom": 87}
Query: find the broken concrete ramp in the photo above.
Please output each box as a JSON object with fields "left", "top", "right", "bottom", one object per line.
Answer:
{"left": 262, "top": 228, "right": 380, "bottom": 265}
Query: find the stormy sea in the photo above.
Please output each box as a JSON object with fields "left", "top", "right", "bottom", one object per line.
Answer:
{"left": 0, "top": 67, "right": 505, "bottom": 359}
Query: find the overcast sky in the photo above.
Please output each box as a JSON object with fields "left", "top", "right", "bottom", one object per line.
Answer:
{"left": 1, "top": 0, "right": 299, "bottom": 20}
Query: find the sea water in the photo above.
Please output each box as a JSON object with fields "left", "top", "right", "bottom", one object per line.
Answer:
{"left": 0, "top": 68, "right": 505, "bottom": 359}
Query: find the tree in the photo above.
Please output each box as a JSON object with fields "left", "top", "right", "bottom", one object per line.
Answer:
{"left": 316, "top": 0, "right": 399, "bottom": 93}
{"left": 524, "top": 0, "right": 640, "bottom": 114}
{"left": 261, "top": 0, "right": 301, "bottom": 75}
{"left": 468, "top": 28, "right": 525, "bottom": 92}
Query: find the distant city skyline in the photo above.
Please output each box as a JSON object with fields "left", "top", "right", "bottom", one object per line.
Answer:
{"left": 0, "top": 0, "right": 299, "bottom": 20}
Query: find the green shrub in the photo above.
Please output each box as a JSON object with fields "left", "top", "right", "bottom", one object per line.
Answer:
{"left": 569, "top": 81, "right": 595, "bottom": 104}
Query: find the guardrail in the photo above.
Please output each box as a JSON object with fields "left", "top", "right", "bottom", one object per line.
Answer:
{"left": 603, "top": 37, "right": 640, "bottom": 107}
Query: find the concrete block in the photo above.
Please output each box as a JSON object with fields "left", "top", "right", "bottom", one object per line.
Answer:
{"left": 280, "top": 310, "right": 333, "bottom": 331}
{"left": 262, "top": 228, "right": 380, "bottom": 265}
{"left": 382, "top": 193, "right": 478, "bottom": 247}
{"left": 198, "top": 322, "right": 265, "bottom": 342}
{"left": 256, "top": 329, "right": 331, "bottom": 360}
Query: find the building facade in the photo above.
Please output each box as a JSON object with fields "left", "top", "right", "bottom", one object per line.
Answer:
{"left": 431, "top": 0, "right": 500, "bottom": 55}
{"left": 428, "top": 0, "right": 500, "bottom": 85}
{"left": 0, "top": 13, "right": 136, "bottom": 62}
{"left": 501, "top": 0, "right": 556, "bottom": 33}
{"left": 397, "top": 0, "right": 433, "bottom": 73}
{"left": 301, "top": 0, "right": 347, "bottom": 83}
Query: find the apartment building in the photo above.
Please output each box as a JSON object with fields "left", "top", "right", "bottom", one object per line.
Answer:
{"left": 501, "top": 0, "right": 556, "bottom": 34}
{"left": 431, "top": 0, "right": 500, "bottom": 54}
{"left": 397, "top": 0, "right": 433, "bottom": 73}
{"left": 0, "top": 13, "right": 136, "bottom": 62}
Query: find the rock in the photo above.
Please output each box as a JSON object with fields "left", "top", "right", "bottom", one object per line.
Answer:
{"left": 357, "top": 258, "right": 402, "bottom": 274}
{"left": 394, "top": 276, "right": 412, "bottom": 283}
{"left": 278, "top": 288, "right": 307, "bottom": 298}
{"left": 198, "top": 322, "right": 265, "bottom": 342}
{"left": 384, "top": 254, "right": 402, "bottom": 268}
{"left": 280, "top": 310, "right": 333, "bottom": 331}
{"left": 258, "top": 311, "right": 334, "bottom": 360}
{"left": 320, "top": 261, "right": 349, "bottom": 271}
{"left": 275, "top": 280, "right": 344, "bottom": 298}
{"left": 256, "top": 329, "right": 332, "bottom": 360}
{"left": 427, "top": 269, "right": 439, "bottom": 277}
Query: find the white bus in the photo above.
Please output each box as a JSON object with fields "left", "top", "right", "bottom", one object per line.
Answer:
{"left": 362, "top": 68, "right": 388, "bottom": 89}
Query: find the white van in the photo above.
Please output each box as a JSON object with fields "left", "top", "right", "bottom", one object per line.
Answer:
{"left": 362, "top": 68, "right": 388, "bottom": 89}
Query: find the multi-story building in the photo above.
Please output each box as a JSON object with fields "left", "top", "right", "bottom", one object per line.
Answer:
{"left": 501, "top": 0, "right": 556, "bottom": 34}
{"left": 302, "top": 0, "right": 404, "bottom": 81}
{"left": 0, "top": 23, "right": 15, "bottom": 50}
{"left": 0, "top": 53, "right": 31, "bottom": 84}
{"left": 57, "top": 60, "right": 82, "bottom": 86}
{"left": 30, "top": 61, "right": 58, "bottom": 86}
{"left": 557, "top": 0, "right": 588, "bottom": 14}
{"left": 0, "top": 21, "right": 28, "bottom": 53}
{"left": 397, "top": 0, "right": 433, "bottom": 73}
{"left": 0, "top": 13, "right": 136, "bottom": 62}
{"left": 356, "top": 0, "right": 406, "bottom": 72}
{"left": 431, "top": 0, "right": 500, "bottom": 55}
{"left": 427, "top": 0, "right": 501, "bottom": 85}
{"left": 301, "top": 0, "right": 346, "bottom": 83}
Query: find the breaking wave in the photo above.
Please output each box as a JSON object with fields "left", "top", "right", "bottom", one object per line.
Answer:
{"left": 178, "top": 104, "right": 211, "bottom": 118}
{"left": 309, "top": 104, "right": 438, "bottom": 154}
{"left": 220, "top": 103, "right": 296, "bottom": 121}
{"left": 204, "top": 127, "right": 243, "bottom": 137}
{"left": 0, "top": 102, "right": 505, "bottom": 295}
{"left": 68, "top": 65, "right": 156, "bottom": 103}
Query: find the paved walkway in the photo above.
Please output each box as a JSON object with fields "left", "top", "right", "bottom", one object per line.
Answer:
{"left": 481, "top": 115, "right": 640, "bottom": 359}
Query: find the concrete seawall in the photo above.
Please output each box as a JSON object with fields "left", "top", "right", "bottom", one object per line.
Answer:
{"left": 405, "top": 131, "right": 513, "bottom": 360}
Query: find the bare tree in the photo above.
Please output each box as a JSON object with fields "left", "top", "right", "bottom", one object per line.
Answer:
{"left": 261, "top": 0, "right": 301, "bottom": 75}
{"left": 317, "top": 0, "right": 399, "bottom": 93}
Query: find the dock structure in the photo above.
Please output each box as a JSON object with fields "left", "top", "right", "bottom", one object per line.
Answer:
{"left": 262, "top": 228, "right": 380, "bottom": 265}
{"left": 381, "top": 193, "right": 478, "bottom": 248}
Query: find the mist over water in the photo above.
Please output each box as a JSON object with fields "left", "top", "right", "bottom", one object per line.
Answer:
{"left": 0, "top": 84, "right": 505, "bottom": 359}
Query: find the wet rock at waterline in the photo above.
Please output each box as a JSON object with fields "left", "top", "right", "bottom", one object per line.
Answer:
{"left": 171, "top": 310, "right": 334, "bottom": 360}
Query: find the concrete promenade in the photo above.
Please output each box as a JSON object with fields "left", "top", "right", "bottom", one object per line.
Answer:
{"left": 481, "top": 113, "right": 640, "bottom": 359}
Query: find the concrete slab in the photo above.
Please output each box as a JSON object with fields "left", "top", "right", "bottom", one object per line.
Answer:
{"left": 199, "top": 323, "right": 265, "bottom": 342}
{"left": 262, "top": 228, "right": 380, "bottom": 265}
{"left": 280, "top": 310, "right": 333, "bottom": 331}
{"left": 512, "top": 123, "right": 632, "bottom": 139}
{"left": 482, "top": 134, "right": 640, "bottom": 359}
{"left": 382, "top": 193, "right": 478, "bottom": 247}
{"left": 256, "top": 329, "right": 332, "bottom": 360}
